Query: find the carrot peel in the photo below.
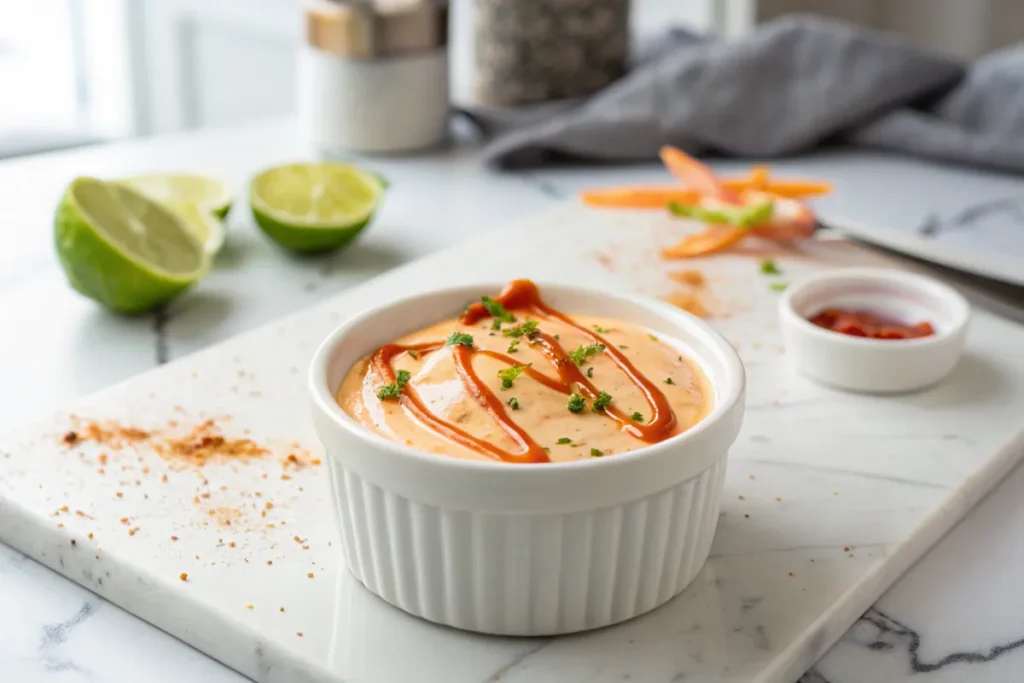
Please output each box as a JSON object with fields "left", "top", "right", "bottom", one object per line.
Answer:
{"left": 580, "top": 186, "right": 701, "bottom": 209}
{"left": 659, "top": 146, "right": 742, "bottom": 204}
{"left": 579, "top": 178, "right": 832, "bottom": 209}
{"left": 660, "top": 225, "right": 747, "bottom": 259}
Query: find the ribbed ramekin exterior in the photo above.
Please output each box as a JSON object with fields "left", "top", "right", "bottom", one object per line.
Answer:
{"left": 327, "top": 455, "right": 727, "bottom": 636}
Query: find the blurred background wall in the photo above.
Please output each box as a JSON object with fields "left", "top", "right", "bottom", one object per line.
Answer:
{"left": 1, "top": 0, "right": 1020, "bottom": 158}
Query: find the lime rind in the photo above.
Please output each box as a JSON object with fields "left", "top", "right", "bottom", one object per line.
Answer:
{"left": 54, "top": 177, "right": 208, "bottom": 314}
{"left": 248, "top": 162, "right": 385, "bottom": 253}
{"left": 251, "top": 206, "right": 373, "bottom": 253}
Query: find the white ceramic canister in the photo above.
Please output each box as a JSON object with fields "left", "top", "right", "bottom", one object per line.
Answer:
{"left": 298, "top": 0, "right": 450, "bottom": 154}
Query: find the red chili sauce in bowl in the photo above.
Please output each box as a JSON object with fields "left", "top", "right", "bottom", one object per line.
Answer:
{"left": 808, "top": 308, "right": 935, "bottom": 340}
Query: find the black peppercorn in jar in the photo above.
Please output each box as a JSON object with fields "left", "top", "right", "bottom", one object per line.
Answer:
{"left": 474, "top": 0, "right": 630, "bottom": 106}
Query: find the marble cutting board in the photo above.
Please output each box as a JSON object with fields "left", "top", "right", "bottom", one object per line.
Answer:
{"left": 2, "top": 203, "right": 1024, "bottom": 683}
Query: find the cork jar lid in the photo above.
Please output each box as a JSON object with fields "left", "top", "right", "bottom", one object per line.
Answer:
{"left": 303, "top": 0, "right": 449, "bottom": 59}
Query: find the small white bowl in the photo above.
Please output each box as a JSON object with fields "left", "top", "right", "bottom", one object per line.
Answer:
{"left": 779, "top": 267, "right": 970, "bottom": 393}
{"left": 309, "top": 282, "right": 745, "bottom": 636}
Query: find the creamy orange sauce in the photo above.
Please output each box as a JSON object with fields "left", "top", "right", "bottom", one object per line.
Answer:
{"left": 337, "top": 280, "right": 712, "bottom": 464}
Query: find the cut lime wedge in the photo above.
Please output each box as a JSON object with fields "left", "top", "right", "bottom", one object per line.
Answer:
{"left": 249, "top": 162, "right": 385, "bottom": 253}
{"left": 54, "top": 177, "right": 209, "bottom": 314}
{"left": 119, "top": 173, "right": 234, "bottom": 218}
{"left": 166, "top": 201, "right": 226, "bottom": 256}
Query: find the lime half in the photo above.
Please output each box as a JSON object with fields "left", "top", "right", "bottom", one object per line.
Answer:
{"left": 166, "top": 201, "right": 226, "bottom": 256}
{"left": 119, "top": 173, "right": 234, "bottom": 219}
{"left": 249, "top": 162, "right": 384, "bottom": 253}
{"left": 55, "top": 177, "right": 209, "bottom": 314}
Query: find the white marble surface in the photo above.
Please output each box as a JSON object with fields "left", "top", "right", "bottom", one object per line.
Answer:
{"left": 2, "top": 120, "right": 1024, "bottom": 683}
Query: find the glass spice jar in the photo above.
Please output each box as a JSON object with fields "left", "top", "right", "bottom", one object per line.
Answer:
{"left": 473, "top": 0, "right": 630, "bottom": 107}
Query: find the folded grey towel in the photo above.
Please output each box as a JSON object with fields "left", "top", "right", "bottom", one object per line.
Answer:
{"left": 849, "top": 44, "right": 1024, "bottom": 173}
{"left": 461, "top": 15, "right": 1024, "bottom": 175}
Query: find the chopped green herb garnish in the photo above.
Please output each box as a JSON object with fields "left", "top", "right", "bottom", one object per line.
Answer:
{"left": 746, "top": 202, "right": 776, "bottom": 226}
{"left": 590, "top": 448, "right": 604, "bottom": 457}
{"left": 592, "top": 391, "right": 613, "bottom": 412}
{"left": 664, "top": 377, "right": 675, "bottom": 385}
{"left": 630, "top": 412, "right": 644, "bottom": 422}
{"left": 497, "top": 364, "right": 529, "bottom": 389}
{"left": 553, "top": 334, "right": 560, "bottom": 340}
{"left": 619, "top": 345, "right": 629, "bottom": 350}
{"left": 503, "top": 320, "right": 539, "bottom": 339}
{"left": 556, "top": 437, "right": 572, "bottom": 445}
{"left": 740, "top": 202, "right": 775, "bottom": 226}
{"left": 567, "top": 393, "right": 586, "bottom": 413}
{"left": 376, "top": 369, "right": 412, "bottom": 401}
{"left": 507, "top": 339, "right": 520, "bottom": 353}
{"left": 669, "top": 200, "right": 775, "bottom": 228}
{"left": 376, "top": 386, "right": 400, "bottom": 401}
{"left": 446, "top": 332, "right": 474, "bottom": 347}
{"left": 667, "top": 203, "right": 733, "bottom": 224}
{"left": 770, "top": 282, "right": 789, "bottom": 292}
{"left": 481, "top": 296, "right": 516, "bottom": 329}
{"left": 506, "top": 397, "right": 520, "bottom": 410}
{"left": 586, "top": 366, "right": 594, "bottom": 379}
{"left": 760, "top": 259, "right": 781, "bottom": 275}
{"left": 593, "top": 325, "right": 610, "bottom": 333}
{"left": 568, "top": 343, "right": 606, "bottom": 367}
{"left": 408, "top": 349, "right": 419, "bottom": 359}
{"left": 543, "top": 447, "right": 550, "bottom": 452}
{"left": 648, "top": 333, "right": 659, "bottom": 341}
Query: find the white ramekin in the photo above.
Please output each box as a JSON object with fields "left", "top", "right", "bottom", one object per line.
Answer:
{"left": 779, "top": 267, "right": 971, "bottom": 394}
{"left": 309, "top": 283, "right": 745, "bottom": 636}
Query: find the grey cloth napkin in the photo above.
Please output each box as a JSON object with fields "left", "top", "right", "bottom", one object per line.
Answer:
{"left": 461, "top": 15, "right": 1024, "bottom": 175}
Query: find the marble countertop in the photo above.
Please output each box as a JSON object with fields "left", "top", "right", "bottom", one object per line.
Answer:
{"left": 2, "top": 120, "right": 1024, "bottom": 683}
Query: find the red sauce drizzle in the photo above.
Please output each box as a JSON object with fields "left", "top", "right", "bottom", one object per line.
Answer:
{"left": 367, "top": 279, "right": 679, "bottom": 464}
{"left": 809, "top": 308, "right": 935, "bottom": 340}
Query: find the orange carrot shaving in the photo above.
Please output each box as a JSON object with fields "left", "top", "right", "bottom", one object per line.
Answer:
{"left": 579, "top": 152, "right": 828, "bottom": 259}
{"left": 747, "top": 180, "right": 832, "bottom": 197}
{"left": 580, "top": 178, "right": 832, "bottom": 209}
{"left": 580, "top": 187, "right": 701, "bottom": 208}
{"left": 730, "top": 164, "right": 833, "bottom": 197}
{"left": 660, "top": 225, "right": 747, "bottom": 259}
{"left": 747, "top": 165, "right": 771, "bottom": 191}
{"left": 659, "top": 146, "right": 742, "bottom": 204}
